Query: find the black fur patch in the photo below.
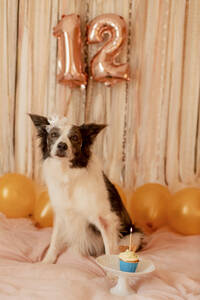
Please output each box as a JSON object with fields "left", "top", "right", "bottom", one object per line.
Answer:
{"left": 70, "top": 124, "right": 106, "bottom": 168}
{"left": 29, "top": 114, "right": 62, "bottom": 159}
{"left": 102, "top": 173, "right": 133, "bottom": 236}
{"left": 29, "top": 114, "right": 50, "bottom": 159}
{"left": 88, "top": 223, "right": 101, "bottom": 235}
{"left": 47, "top": 127, "right": 61, "bottom": 156}
{"left": 79, "top": 124, "right": 107, "bottom": 146}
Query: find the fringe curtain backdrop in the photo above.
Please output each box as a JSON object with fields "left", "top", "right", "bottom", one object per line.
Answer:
{"left": 0, "top": 0, "right": 200, "bottom": 192}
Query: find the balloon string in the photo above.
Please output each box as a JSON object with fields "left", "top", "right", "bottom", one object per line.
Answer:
{"left": 83, "top": 0, "right": 90, "bottom": 122}
{"left": 121, "top": 0, "right": 133, "bottom": 186}
{"left": 155, "top": 0, "right": 169, "bottom": 184}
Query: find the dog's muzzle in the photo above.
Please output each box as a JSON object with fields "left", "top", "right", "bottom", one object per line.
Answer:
{"left": 56, "top": 142, "right": 68, "bottom": 157}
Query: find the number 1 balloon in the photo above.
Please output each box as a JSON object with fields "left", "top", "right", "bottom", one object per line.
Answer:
{"left": 87, "top": 14, "right": 130, "bottom": 86}
{"left": 53, "top": 14, "right": 87, "bottom": 88}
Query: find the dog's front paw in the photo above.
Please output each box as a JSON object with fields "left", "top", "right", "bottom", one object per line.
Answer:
{"left": 42, "top": 254, "right": 56, "bottom": 264}
{"left": 119, "top": 232, "right": 147, "bottom": 252}
{"left": 140, "top": 233, "right": 150, "bottom": 249}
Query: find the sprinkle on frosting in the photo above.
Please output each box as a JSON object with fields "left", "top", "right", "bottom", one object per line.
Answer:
{"left": 119, "top": 249, "right": 139, "bottom": 262}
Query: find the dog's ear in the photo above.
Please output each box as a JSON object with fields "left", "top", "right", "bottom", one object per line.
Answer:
{"left": 29, "top": 114, "right": 50, "bottom": 159}
{"left": 29, "top": 114, "right": 49, "bottom": 129}
{"left": 79, "top": 123, "right": 107, "bottom": 145}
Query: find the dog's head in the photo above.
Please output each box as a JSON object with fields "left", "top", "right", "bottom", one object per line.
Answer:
{"left": 29, "top": 114, "right": 106, "bottom": 168}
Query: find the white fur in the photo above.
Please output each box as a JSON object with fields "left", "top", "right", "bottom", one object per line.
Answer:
{"left": 50, "top": 125, "right": 74, "bottom": 159}
{"left": 42, "top": 154, "right": 120, "bottom": 263}
{"left": 40, "top": 120, "right": 144, "bottom": 263}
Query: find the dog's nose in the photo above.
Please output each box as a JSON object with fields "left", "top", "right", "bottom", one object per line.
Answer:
{"left": 57, "top": 142, "right": 68, "bottom": 151}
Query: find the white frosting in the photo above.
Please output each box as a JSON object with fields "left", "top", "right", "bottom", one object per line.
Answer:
{"left": 119, "top": 249, "right": 139, "bottom": 262}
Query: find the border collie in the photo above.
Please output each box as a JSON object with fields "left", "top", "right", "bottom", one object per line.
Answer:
{"left": 30, "top": 114, "right": 144, "bottom": 263}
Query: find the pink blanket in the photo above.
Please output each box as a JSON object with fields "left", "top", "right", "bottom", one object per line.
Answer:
{"left": 0, "top": 213, "right": 199, "bottom": 299}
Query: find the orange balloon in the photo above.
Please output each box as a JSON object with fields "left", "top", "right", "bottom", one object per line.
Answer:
{"left": 114, "top": 183, "right": 127, "bottom": 206}
{"left": 168, "top": 188, "right": 200, "bottom": 235}
{"left": 0, "top": 173, "right": 36, "bottom": 218}
{"left": 130, "top": 183, "right": 171, "bottom": 233}
{"left": 34, "top": 190, "right": 53, "bottom": 228}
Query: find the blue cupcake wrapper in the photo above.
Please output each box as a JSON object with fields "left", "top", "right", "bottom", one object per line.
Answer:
{"left": 119, "top": 259, "right": 138, "bottom": 273}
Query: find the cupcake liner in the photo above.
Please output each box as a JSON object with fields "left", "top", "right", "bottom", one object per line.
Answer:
{"left": 119, "top": 259, "right": 138, "bottom": 273}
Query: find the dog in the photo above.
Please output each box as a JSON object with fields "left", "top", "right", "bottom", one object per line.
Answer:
{"left": 30, "top": 114, "right": 144, "bottom": 263}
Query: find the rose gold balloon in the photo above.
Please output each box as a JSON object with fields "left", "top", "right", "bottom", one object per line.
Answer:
{"left": 130, "top": 183, "right": 171, "bottom": 233}
{"left": 168, "top": 188, "right": 200, "bottom": 235}
{"left": 87, "top": 14, "right": 130, "bottom": 86}
{"left": 53, "top": 14, "right": 87, "bottom": 88}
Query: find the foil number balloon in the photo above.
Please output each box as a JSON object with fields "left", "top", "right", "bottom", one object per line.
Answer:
{"left": 53, "top": 14, "right": 87, "bottom": 88}
{"left": 88, "top": 14, "right": 130, "bottom": 86}
{"left": 54, "top": 14, "right": 129, "bottom": 87}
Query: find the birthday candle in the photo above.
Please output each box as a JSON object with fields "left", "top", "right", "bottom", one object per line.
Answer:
{"left": 129, "top": 227, "right": 133, "bottom": 251}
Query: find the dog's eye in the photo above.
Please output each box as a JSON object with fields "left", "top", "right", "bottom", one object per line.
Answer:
{"left": 50, "top": 132, "right": 59, "bottom": 138}
{"left": 70, "top": 135, "right": 79, "bottom": 142}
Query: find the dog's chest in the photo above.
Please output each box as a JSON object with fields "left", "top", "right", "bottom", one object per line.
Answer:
{"left": 42, "top": 157, "right": 110, "bottom": 215}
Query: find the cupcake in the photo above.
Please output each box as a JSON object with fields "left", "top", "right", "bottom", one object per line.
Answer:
{"left": 119, "top": 249, "right": 139, "bottom": 273}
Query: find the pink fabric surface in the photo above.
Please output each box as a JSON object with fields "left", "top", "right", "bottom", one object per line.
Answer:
{"left": 0, "top": 213, "right": 199, "bottom": 300}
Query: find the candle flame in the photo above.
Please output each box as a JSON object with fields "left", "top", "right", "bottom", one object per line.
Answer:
{"left": 130, "top": 227, "right": 133, "bottom": 233}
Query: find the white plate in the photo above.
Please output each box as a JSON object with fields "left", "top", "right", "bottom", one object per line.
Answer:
{"left": 96, "top": 255, "right": 155, "bottom": 296}
{"left": 96, "top": 254, "right": 155, "bottom": 277}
